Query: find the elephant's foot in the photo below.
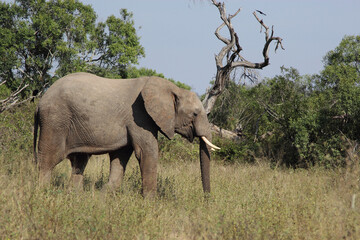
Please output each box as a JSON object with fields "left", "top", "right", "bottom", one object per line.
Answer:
{"left": 102, "top": 182, "right": 115, "bottom": 192}
{"left": 38, "top": 170, "right": 52, "bottom": 187}
{"left": 101, "top": 180, "right": 121, "bottom": 193}
{"left": 70, "top": 174, "right": 84, "bottom": 191}
{"left": 142, "top": 189, "right": 157, "bottom": 199}
{"left": 104, "top": 170, "right": 124, "bottom": 192}
{"left": 141, "top": 173, "right": 157, "bottom": 198}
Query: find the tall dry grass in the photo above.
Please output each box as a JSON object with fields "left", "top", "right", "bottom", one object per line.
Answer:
{"left": 1, "top": 151, "right": 360, "bottom": 239}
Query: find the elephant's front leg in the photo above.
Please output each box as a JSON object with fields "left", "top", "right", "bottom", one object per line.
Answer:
{"left": 105, "top": 146, "right": 133, "bottom": 191}
{"left": 132, "top": 133, "right": 159, "bottom": 198}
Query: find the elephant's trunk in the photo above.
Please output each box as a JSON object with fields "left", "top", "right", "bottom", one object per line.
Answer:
{"left": 199, "top": 137, "right": 211, "bottom": 193}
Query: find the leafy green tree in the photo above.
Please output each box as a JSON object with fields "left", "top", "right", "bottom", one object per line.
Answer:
{"left": 0, "top": 0, "right": 144, "bottom": 112}
{"left": 211, "top": 35, "right": 360, "bottom": 168}
{"left": 316, "top": 36, "right": 360, "bottom": 140}
{"left": 76, "top": 9, "right": 145, "bottom": 79}
{"left": 210, "top": 80, "right": 260, "bottom": 133}
{"left": 323, "top": 35, "right": 360, "bottom": 74}
{"left": 311, "top": 35, "right": 360, "bottom": 166}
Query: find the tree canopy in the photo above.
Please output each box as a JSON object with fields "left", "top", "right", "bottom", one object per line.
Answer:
{"left": 0, "top": 0, "right": 145, "bottom": 111}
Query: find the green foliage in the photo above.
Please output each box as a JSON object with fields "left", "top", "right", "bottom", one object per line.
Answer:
{"left": 212, "top": 136, "right": 255, "bottom": 164}
{"left": 210, "top": 35, "right": 360, "bottom": 168}
{"left": 0, "top": 101, "right": 34, "bottom": 162}
{"left": 210, "top": 81, "right": 259, "bottom": 131}
{"left": 158, "top": 134, "right": 198, "bottom": 162}
{"left": 124, "top": 66, "right": 165, "bottom": 79}
{"left": 83, "top": 8, "right": 145, "bottom": 79}
{"left": 167, "top": 78, "right": 191, "bottom": 90}
{"left": 0, "top": 83, "right": 11, "bottom": 99}
{"left": 323, "top": 35, "right": 360, "bottom": 72}
{"left": 0, "top": 0, "right": 144, "bottom": 97}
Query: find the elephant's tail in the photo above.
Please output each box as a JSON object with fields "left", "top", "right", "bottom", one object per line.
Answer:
{"left": 33, "top": 106, "right": 39, "bottom": 164}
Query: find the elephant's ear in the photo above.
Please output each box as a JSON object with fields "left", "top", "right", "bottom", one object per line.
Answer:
{"left": 141, "top": 77, "right": 176, "bottom": 139}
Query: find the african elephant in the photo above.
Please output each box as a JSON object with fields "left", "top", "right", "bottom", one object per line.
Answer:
{"left": 33, "top": 72, "right": 219, "bottom": 197}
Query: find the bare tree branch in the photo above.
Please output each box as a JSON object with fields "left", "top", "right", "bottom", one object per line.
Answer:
{"left": 0, "top": 81, "right": 44, "bottom": 113}
{"left": 210, "top": 123, "right": 242, "bottom": 140}
{"left": 256, "top": 100, "right": 281, "bottom": 122}
{"left": 0, "top": 72, "right": 47, "bottom": 113}
{"left": 202, "top": 0, "right": 284, "bottom": 115}
{"left": 0, "top": 80, "right": 7, "bottom": 88}
{"left": 1, "top": 80, "right": 28, "bottom": 112}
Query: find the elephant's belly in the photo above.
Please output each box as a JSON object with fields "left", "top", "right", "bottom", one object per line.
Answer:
{"left": 66, "top": 144, "right": 128, "bottom": 156}
{"left": 65, "top": 125, "right": 129, "bottom": 155}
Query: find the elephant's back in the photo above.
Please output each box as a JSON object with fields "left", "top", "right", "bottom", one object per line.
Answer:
{"left": 43, "top": 72, "right": 116, "bottom": 97}
{"left": 41, "top": 72, "right": 147, "bottom": 104}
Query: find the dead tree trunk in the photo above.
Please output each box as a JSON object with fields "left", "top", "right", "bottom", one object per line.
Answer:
{"left": 202, "top": 0, "right": 284, "bottom": 114}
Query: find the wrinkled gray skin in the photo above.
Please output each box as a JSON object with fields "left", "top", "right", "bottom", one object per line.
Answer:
{"left": 34, "top": 72, "right": 212, "bottom": 197}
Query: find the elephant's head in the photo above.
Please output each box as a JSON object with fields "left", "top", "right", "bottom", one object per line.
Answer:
{"left": 141, "top": 77, "right": 220, "bottom": 193}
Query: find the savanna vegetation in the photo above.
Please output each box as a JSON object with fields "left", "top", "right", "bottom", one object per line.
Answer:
{"left": 1, "top": 0, "right": 360, "bottom": 239}
{"left": 1, "top": 102, "right": 360, "bottom": 239}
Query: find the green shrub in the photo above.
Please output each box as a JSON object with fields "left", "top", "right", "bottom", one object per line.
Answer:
{"left": 158, "top": 134, "right": 199, "bottom": 163}
{"left": 212, "top": 136, "right": 255, "bottom": 164}
{"left": 0, "top": 101, "right": 36, "bottom": 174}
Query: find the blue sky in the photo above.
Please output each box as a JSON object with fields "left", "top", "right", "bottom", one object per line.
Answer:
{"left": 7, "top": 0, "right": 360, "bottom": 93}
{"left": 82, "top": 0, "right": 360, "bottom": 93}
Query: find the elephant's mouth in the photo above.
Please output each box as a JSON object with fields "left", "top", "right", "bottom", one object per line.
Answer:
{"left": 175, "top": 125, "right": 194, "bottom": 142}
{"left": 175, "top": 124, "right": 220, "bottom": 150}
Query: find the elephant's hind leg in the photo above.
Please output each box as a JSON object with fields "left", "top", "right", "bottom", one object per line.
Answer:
{"left": 105, "top": 146, "right": 133, "bottom": 191}
{"left": 69, "top": 153, "right": 90, "bottom": 190}
{"left": 37, "top": 132, "right": 66, "bottom": 186}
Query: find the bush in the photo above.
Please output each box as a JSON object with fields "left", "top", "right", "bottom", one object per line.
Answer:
{"left": 0, "top": 101, "right": 35, "bottom": 167}
{"left": 212, "top": 136, "right": 255, "bottom": 164}
{"left": 158, "top": 134, "right": 199, "bottom": 163}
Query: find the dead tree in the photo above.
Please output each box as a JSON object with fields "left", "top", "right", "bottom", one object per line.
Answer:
{"left": 0, "top": 71, "right": 45, "bottom": 113}
{"left": 0, "top": 80, "right": 29, "bottom": 113}
{"left": 0, "top": 86, "right": 41, "bottom": 113}
{"left": 202, "top": 0, "right": 284, "bottom": 114}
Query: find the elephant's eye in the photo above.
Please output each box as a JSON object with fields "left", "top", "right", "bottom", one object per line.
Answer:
{"left": 193, "top": 112, "right": 198, "bottom": 117}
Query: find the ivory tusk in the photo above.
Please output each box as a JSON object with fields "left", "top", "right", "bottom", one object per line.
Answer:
{"left": 201, "top": 136, "right": 221, "bottom": 150}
